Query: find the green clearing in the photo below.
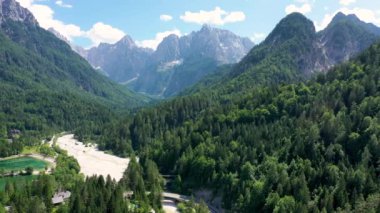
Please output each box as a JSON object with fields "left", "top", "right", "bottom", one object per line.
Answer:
{"left": 0, "top": 175, "right": 38, "bottom": 190}
{"left": 0, "top": 157, "right": 49, "bottom": 172}
{"left": 21, "top": 146, "right": 40, "bottom": 155}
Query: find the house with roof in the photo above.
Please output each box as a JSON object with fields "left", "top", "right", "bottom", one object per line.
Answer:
{"left": 51, "top": 191, "right": 71, "bottom": 205}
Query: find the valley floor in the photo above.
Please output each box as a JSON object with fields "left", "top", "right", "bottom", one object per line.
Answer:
{"left": 55, "top": 134, "right": 129, "bottom": 181}
{"left": 55, "top": 134, "right": 185, "bottom": 212}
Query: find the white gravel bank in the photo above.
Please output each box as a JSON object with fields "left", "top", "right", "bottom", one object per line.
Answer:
{"left": 56, "top": 134, "right": 129, "bottom": 181}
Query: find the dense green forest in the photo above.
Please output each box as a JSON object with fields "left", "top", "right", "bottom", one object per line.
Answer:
{"left": 0, "top": 146, "right": 164, "bottom": 212}
{"left": 90, "top": 40, "right": 380, "bottom": 212}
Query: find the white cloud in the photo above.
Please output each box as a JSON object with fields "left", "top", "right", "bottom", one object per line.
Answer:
{"left": 315, "top": 7, "right": 380, "bottom": 31}
{"left": 295, "top": 0, "right": 310, "bottom": 3}
{"left": 86, "top": 22, "right": 126, "bottom": 46}
{"left": 137, "top": 29, "right": 181, "bottom": 50}
{"left": 224, "top": 11, "right": 246, "bottom": 24}
{"left": 17, "top": 0, "right": 34, "bottom": 8}
{"left": 315, "top": 13, "right": 335, "bottom": 31}
{"left": 160, "top": 14, "right": 173, "bottom": 22}
{"left": 180, "top": 7, "right": 245, "bottom": 25}
{"left": 285, "top": 3, "right": 312, "bottom": 15}
{"left": 251, "top": 33, "right": 266, "bottom": 43}
{"left": 16, "top": 0, "right": 127, "bottom": 47}
{"left": 339, "top": 0, "right": 356, "bottom": 6}
{"left": 55, "top": 0, "right": 72, "bottom": 8}
{"left": 22, "top": 2, "right": 84, "bottom": 41}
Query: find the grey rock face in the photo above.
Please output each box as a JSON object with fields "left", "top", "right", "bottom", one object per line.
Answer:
{"left": 48, "top": 28, "right": 88, "bottom": 59}
{"left": 317, "top": 12, "right": 380, "bottom": 71}
{"left": 83, "top": 25, "right": 254, "bottom": 97}
{"left": 153, "top": 34, "right": 181, "bottom": 63}
{"left": 182, "top": 24, "right": 254, "bottom": 64}
{"left": 132, "top": 25, "right": 254, "bottom": 96}
{"left": 0, "top": 0, "right": 37, "bottom": 25}
{"left": 86, "top": 36, "right": 153, "bottom": 83}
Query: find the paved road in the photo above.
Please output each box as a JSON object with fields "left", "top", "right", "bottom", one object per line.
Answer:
{"left": 162, "top": 191, "right": 219, "bottom": 213}
{"left": 163, "top": 192, "right": 190, "bottom": 202}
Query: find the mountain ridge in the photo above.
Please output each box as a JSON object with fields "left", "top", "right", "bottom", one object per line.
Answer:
{"left": 53, "top": 12, "right": 380, "bottom": 98}
{"left": 0, "top": 0, "right": 37, "bottom": 25}
{"left": 186, "top": 12, "right": 380, "bottom": 96}
{"left": 82, "top": 25, "right": 254, "bottom": 97}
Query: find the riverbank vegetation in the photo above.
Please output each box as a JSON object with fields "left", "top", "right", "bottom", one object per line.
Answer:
{"left": 0, "top": 145, "right": 165, "bottom": 212}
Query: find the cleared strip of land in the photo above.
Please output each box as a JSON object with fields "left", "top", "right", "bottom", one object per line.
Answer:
{"left": 56, "top": 134, "right": 129, "bottom": 181}
{"left": 162, "top": 200, "right": 179, "bottom": 213}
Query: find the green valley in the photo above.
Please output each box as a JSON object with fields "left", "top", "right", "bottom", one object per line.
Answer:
{"left": 1, "top": 0, "right": 380, "bottom": 212}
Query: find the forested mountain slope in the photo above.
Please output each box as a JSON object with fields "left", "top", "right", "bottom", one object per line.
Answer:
{"left": 0, "top": 20, "right": 146, "bottom": 107}
{"left": 96, "top": 39, "right": 380, "bottom": 212}
{"left": 0, "top": 0, "right": 148, "bottom": 155}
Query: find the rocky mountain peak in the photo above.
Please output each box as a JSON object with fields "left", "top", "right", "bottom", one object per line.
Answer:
{"left": 200, "top": 24, "right": 214, "bottom": 32}
{"left": 265, "top": 12, "right": 315, "bottom": 45}
{"left": 0, "top": 0, "right": 37, "bottom": 25}
{"left": 184, "top": 26, "right": 254, "bottom": 63}
{"left": 331, "top": 12, "right": 347, "bottom": 22}
{"left": 116, "top": 35, "right": 136, "bottom": 48}
{"left": 320, "top": 12, "right": 380, "bottom": 68}
{"left": 326, "top": 12, "right": 380, "bottom": 36}
{"left": 157, "top": 34, "right": 180, "bottom": 49}
{"left": 329, "top": 12, "right": 359, "bottom": 27}
{"left": 97, "top": 42, "right": 111, "bottom": 49}
{"left": 154, "top": 34, "right": 181, "bottom": 63}
{"left": 164, "top": 34, "right": 180, "bottom": 41}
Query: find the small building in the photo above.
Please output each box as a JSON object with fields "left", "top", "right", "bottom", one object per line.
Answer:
{"left": 123, "top": 191, "right": 134, "bottom": 199}
{"left": 4, "top": 206, "right": 11, "bottom": 212}
{"left": 52, "top": 191, "right": 71, "bottom": 205}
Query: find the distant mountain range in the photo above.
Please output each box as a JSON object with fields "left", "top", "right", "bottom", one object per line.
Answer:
{"left": 187, "top": 12, "right": 380, "bottom": 95}
{"left": 49, "top": 12, "right": 380, "bottom": 98}
{"left": 81, "top": 25, "right": 254, "bottom": 97}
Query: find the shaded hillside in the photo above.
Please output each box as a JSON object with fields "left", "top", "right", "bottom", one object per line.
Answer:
{"left": 0, "top": 0, "right": 149, "bottom": 154}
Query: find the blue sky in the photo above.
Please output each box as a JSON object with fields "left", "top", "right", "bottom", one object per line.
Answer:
{"left": 16, "top": 0, "right": 380, "bottom": 49}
